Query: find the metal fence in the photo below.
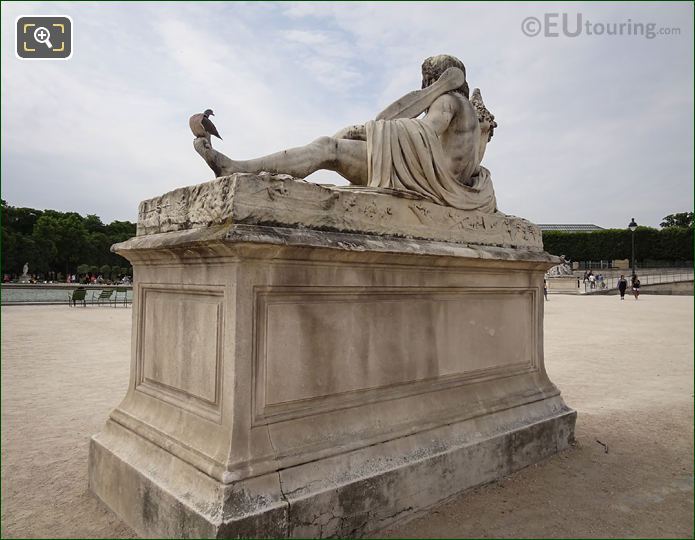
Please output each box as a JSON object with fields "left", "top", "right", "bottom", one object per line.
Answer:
{"left": 580, "top": 270, "right": 694, "bottom": 294}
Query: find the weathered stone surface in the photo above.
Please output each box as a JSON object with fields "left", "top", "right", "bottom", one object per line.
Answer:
{"left": 91, "top": 398, "right": 574, "bottom": 538}
{"left": 136, "top": 174, "right": 543, "bottom": 251}
{"left": 89, "top": 216, "right": 574, "bottom": 538}
{"left": 547, "top": 275, "right": 581, "bottom": 294}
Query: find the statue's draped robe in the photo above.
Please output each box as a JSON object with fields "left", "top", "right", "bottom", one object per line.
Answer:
{"left": 365, "top": 118, "right": 497, "bottom": 213}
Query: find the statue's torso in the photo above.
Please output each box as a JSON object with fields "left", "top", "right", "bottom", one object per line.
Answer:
{"left": 437, "top": 93, "right": 481, "bottom": 187}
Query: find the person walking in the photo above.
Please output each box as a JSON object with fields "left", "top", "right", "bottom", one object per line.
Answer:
{"left": 632, "top": 276, "right": 641, "bottom": 300}
{"left": 543, "top": 279, "right": 549, "bottom": 301}
{"left": 618, "top": 274, "right": 628, "bottom": 300}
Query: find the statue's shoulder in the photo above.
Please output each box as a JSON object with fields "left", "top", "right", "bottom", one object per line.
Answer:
{"left": 448, "top": 91, "right": 474, "bottom": 110}
{"left": 431, "top": 92, "right": 467, "bottom": 115}
{"left": 445, "top": 92, "right": 478, "bottom": 125}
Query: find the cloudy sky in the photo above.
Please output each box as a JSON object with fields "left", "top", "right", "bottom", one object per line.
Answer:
{"left": 1, "top": 2, "right": 692, "bottom": 228}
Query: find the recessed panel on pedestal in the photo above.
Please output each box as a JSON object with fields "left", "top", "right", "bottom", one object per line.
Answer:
{"left": 253, "top": 286, "right": 537, "bottom": 423}
{"left": 135, "top": 284, "right": 225, "bottom": 422}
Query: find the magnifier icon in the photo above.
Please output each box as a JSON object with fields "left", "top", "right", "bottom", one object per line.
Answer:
{"left": 33, "top": 26, "right": 53, "bottom": 49}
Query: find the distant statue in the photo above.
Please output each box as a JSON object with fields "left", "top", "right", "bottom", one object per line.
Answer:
{"left": 547, "top": 255, "right": 574, "bottom": 277}
{"left": 18, "top": 262, "right": 31, "bottom": 283}
{"left": 192, "top": 54, "right": 498, "bottom": 213}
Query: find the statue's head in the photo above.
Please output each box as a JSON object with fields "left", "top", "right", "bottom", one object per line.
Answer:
{"left": 421, "top": 55, "right": 469, "bottom": 98}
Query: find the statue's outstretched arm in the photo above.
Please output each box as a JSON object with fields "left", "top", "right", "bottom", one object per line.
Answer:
{"left": 375, "top": 67, "right": 465, "bottom": 121}
{"left": 330, "top": 67, "right": 465, "bottom": 143}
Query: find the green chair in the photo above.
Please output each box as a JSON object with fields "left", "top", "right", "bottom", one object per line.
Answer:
{"left": 113, "top": 287, "right": 130, "bottom": 307}
{"left": 94, "top": 289, "right": 115, "bottom": 306}
{"left": 68, "top": 288, "right": 87, "bottom": 307}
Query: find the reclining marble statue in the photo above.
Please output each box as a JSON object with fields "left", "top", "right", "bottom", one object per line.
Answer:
{"left": 89, "top": 54, "right": 575, "bottom": 539}
{"left": 193, "top": 55, "right": 497, "bottom": 213}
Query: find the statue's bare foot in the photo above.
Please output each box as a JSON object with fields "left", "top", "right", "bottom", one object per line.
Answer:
{"left": 193, "top": 136, "right": 238, "bottom": 177}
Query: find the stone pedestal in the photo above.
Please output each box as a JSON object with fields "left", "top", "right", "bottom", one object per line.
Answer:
{"left": 89, "top": 174, "right": 575, "bottom": 538}
{"left": 546, "top": 275, "right": 581, "bottom": 294}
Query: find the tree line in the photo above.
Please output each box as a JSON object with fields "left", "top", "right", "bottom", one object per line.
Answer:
{"left": 542, "top": 213, "right": 693, "bottom": 265}
{"left": 2, "top": 200, "right": 136, "bottom": 280}
{"left": 2, "top": 201, "right": 692, "bottom": 279}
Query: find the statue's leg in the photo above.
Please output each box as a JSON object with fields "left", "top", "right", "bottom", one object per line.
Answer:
{"left": 194, "top": 136, "right": 368, "bottom": 185}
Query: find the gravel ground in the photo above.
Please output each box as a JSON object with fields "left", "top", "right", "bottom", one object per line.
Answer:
{"left": 1, "top": 295, "right": 693, "bottom": 538}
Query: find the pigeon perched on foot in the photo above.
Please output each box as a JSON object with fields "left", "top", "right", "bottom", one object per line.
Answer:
{"left": 189, "top": 109, "right": 222, "bottom": 140}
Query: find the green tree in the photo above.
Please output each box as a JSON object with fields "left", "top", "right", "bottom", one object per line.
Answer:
{"left": 33, "top": 213, "right": 88, "bottom": 275}
{"left": 1, "top": 226, "right": 19, "bottom": 274}
{"left": 77, "top": 264, "right": 90, "bottom": 275}
{"left": 2, "top": 200, "right": 44, "bottom": 235}
{"left": 102, "top": 220, "right": 135, "bottom": 268}
{"left": 2, "top": 201, "right": 136, "bottom": 277}
{"left": 2, "top": 201, "right": 47, "bottom": 274}
{"left": 660, "top": 212, "right": 693, "bottom": 229}
{"left": 87, "top": 231, "right": 112, "bottom": 266}
{"left": 542, "top": 227, "right": 693, "bottom": 263}
{"left": 83, "top": 214, "right": 105, "bottom": 233}
{"left": 99, "top": 264, "right": 111, "bottom": 277}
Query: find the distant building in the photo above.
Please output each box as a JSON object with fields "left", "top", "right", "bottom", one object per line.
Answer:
{"left": 538, "top": 224, "right": 605, "bottom": 233}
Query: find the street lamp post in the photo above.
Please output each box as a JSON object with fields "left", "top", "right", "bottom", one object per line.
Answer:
{"left": 628, "top": 217, "right": 638, "bottom": 278}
